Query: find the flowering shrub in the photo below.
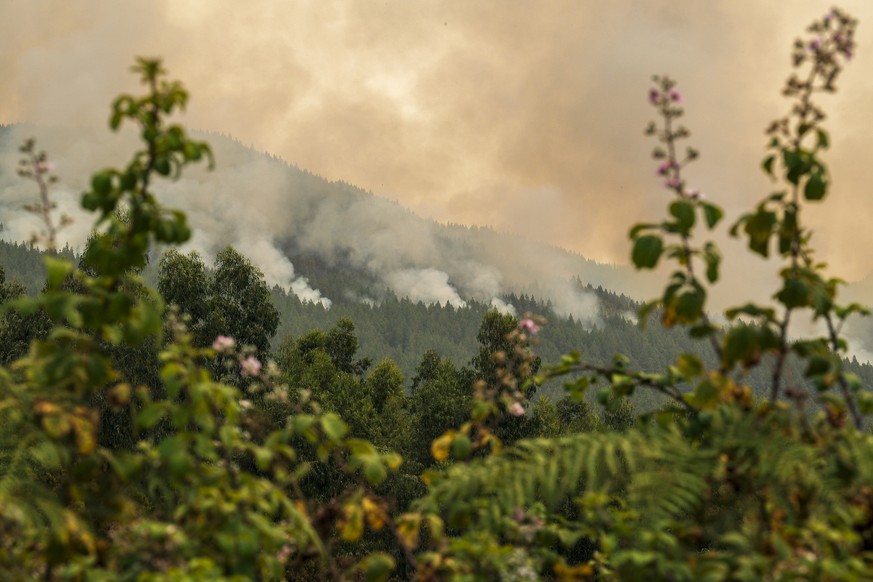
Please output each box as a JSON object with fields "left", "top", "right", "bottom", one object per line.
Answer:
{"left": 0, "top": 58, "right": 403, "bottom": 581}
{"left": 398, "top": 7, "right": 873, "bottom": 580}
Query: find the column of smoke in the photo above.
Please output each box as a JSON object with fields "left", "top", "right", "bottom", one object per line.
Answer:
{"left": 0, "top": 125, "right": 607, "bottom": 324}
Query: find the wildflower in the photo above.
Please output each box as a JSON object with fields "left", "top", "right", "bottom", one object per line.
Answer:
{"left": 508, "top": 402, "right": 525, "bottom": 416}
{"left": 212, "top": 335, "right": 236, "bottom": 352}
{"left": 240, "top": 356, "right": 262, "bottom": 377}
{"left": 36, "top": 161, "right": 55, "bottom": 173}
{"left": 668, "top": 88, "right": 683, "bottom": 103}
{"left": 656, "top": 160, "right": 673, "bottom": 176}
{"left": 809, "top": 37, "right": 822, "bottom": 52}
{"left": 688, "top": 189, "right": 704, "bottom": 200}
{"left": 664, "top": 177, "right": 682, "bottom": 189}
{"left": 649, "top": 88, "right": 661, "bottom": 105}
{"left": 519, "top": 318, "right": 539, "bottom": 335}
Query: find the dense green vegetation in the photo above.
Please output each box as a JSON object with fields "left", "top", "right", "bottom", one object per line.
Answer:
{"left": 1, "top": 9, "right": 873, "bottom": 581}
{"left": 4, "top": 238, "right": 873, "bottom": 409}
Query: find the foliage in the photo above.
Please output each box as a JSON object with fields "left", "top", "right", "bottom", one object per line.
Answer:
{"left": 0, "top": 58, "right": 402, "bottom": 580}
{"left": 2, "top": 8, "right": 873, "bottom": 581}
{"left": 158, "top": 246, "right": 280, "bottom": 378}
{"left": 398, "top": 8, "right": 873, "bottom": 581}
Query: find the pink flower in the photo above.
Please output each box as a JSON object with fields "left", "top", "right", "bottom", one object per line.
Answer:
{"left": 668, "top": 89, "right": 682, "bottom": 103}
{"left": 240, "top": 356, "right": 262, "bottom": 377}
{"left": 688, "top": 189, "right": 704, "bottom": 200}
{"left": 36, "top": 161, "right": 55, "bottom": 173}
{"left": 648, "top": 88, "right": 661, "bottom": 105}
{"left": 656, "top": 161, "right": 673, "bottom": 176}
{"left": 508, "top": 402, "right": 525, "bottom": 417}
{"left": 664, "top": 177, "right": 682, "bottom": 189}
{"left": 212, "top": 335, "right": 236, "bottom": 352}
{"left": 519, "top": 318, "right": 539, "bottom": 335}
{"left": 809, "top": 37, "right": 822, "bottom": 51}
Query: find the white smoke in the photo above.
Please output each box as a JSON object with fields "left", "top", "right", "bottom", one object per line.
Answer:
{"left": 0, "top": 126, "right": 612, "bottom": 325}
{"left": 234, "top": 238, "right": 331, "bottom": 308}
{"left": 547, "top": 279, "right": 602, "bottom": 326}
{"left": 385, "top": 268, "right": 467, "bottom": 308}
{"left": 490, "top": 297, "right": 517, "bottom": 316}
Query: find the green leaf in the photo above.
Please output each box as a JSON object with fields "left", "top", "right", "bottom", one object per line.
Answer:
{"left": 91, "top": 171, "right": 113, "bottom": 195}
{"left": 700, "top": 201, "right": 723, "bottom": 229}
{"left": 629, "top": 223, "right": 658, "bottom": 238}
{"left": 725, "top": 303, "right": 776, "bottom": 321}
{"left": 691, "top": 379, "right": 720, "bottom": 409}
{"left": 804, "top": 170, "right": 827, "bottom": 201}
{"left": 631, "top": 235, "right": 664, "bottom": 269}
{"left": 136, "top": 403, "right": 166, "bottom": 429}
{"left": 674, "top": 288, "right": 705, "bottom": 323}
{"left": 44, "top": 256, "right": 73, "bottom": 289}
{"left": 451, "top": 433, "right": 472, "bottom": 460}
{"left": 321, "top": 413, "right": 348, "bottom": 442}
{"left": 723, "top": 325, "right": 779, "bottom": 368}
{"left": 676, "top": 353, "right": 704, "bottom": 378}
{"left": 859, "top": 391, "right": 873, "bottom": 415}
{"left": 63, "top": 301, "right": 84, "bottom": 328}
{"left": 816, "top": 128, "right": 829, "bottom": 149}
{"left": 364, "top": 460, "right": 388, "bottom": 486}
{"left": 782, "top": 149, "right": 809, "bottom": 185}
{"left": 669, "top": 200, "right": 696, "bottom": 233}
{"left": 155, "top": 157, "right": 171, "bottom": 176}
{"left": 743, "top": 209, "right": 776, "bottom": 257}
{"left": 158, "top": 435, "right": 191, "bottom": 477}
{"left": 254, "top": 447, "right": 273, "bottom": 471}
{"left": 805, "top": 354, "right": 832, "bottom": 378}
{"left": 776, "top": 277, "right": 810, "bottom": 309}
{"left": 778, "top": 205, "right": 798, "bottom": 254}
{"left": 761, "top": 155, "right": 776, "bottom": 177}
{"left": 360, "top": 553, "right": 396, "bottom": 582}
{"left": 703, "top": 242, "right": 720, "bottom": 284}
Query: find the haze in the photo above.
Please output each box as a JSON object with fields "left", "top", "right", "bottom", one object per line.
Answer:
{"left": 4, "top": 1, "right": 873, "bottom": 286}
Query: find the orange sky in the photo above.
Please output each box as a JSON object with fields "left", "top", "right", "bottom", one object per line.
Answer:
{"left": 4, "top": 1, "right": 873, "bottom": 283}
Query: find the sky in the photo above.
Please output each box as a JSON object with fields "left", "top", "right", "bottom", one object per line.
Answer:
{"left": 4, "top": 1, "right": 873, "bottom": 285}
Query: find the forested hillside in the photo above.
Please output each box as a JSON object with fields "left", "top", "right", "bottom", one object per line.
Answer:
{"left": 0, "top": 120, "right": 658, "bottom": 323}
{"left": 3, "top": 237, "right": 873, "bottom": 411}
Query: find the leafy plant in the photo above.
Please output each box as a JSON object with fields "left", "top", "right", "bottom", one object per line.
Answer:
{"left": 0, "top": 58, "right": 403, "bottom": 581}
{"left": 401, "top": 8, "right": 873, "bottom": 581}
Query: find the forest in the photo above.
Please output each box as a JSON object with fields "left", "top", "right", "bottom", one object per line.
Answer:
{"left": 1, "top": 8, "right": 873, "bottom": 581}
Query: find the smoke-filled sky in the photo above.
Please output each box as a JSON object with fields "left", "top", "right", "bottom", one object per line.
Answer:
{"left": 4, "top": 1, "right": 873, "bottom": 283}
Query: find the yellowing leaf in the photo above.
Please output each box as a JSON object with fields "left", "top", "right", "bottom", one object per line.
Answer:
{"left": 431, "top": 431, "right": 455, "bottom": 462}
{"left": 396, "top": 515, "right": 421, "bottom": 550}
{"left": 341, "top": 504, "right": 364, "bottom": 542}
{"left": 554, "top": 560, "right": 595, "bottom": 581}
{"left": 362, "top": 497, "right": 387, "bottom": 531}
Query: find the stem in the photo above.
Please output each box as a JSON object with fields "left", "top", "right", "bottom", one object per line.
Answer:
{"left": 662, "top": 108, "right": 723, "bottom": 362}
{"left": 554, "top": 362, "right": 698, "bottom": 416}
{"left": 824, "top": 313, "right": 863, "bottom": 429}
{"left": 770, "top": 308, "right": 791, "bottom": 404}
{"left": 27, "top": 151, "right": 58, "bottom": 251}
{"left": 770, "top": 54, "right": 818, "bottom": 405}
